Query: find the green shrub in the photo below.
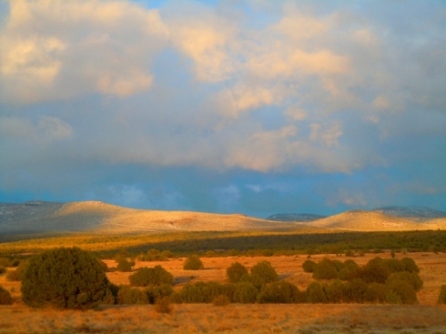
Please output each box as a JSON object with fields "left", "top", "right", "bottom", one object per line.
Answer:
{"left": 312, "top": 258, "right": 338, "bottom": 280}
{"left": 251, "top": 261, "right": 278, "bottom": 284}
{"left": 0, "top": 285, "right": 13, "bottom": 305}
{"left": 386, "top": 272, "right": 423, "bottom": 292}
{"left": 227, "top": 262, "right": 248, "bottom": 283}
{"left": 240, "top": 273, "right": 265, "bottom": 290}
{"left": 129, "top": 265, "right": 173, "bottom": 287}
{"left": 21, "top": 247, "right": 109, "bottom": 309}
{"left": 6, "top": 260, "right": 28, "bottom": 282}
{"left": 385, "top": 280, "right": 418, "bottom": 304}
{"left": 145, "top": 284, "right": 173, "bottom": 304}
{"left": 257, "top": 281, "right": 302, "bottom": 304}
{"left": 183, "top": 255, "right": 204, "bottom": 270}
{"left": 400, "top": 257, "right": 420, "bottom": 273}
{"left": 359, "top": 257, "right": 391, "bottom": 283}
{"left": 365, "top": 283, "right": 387, "bottom": 303}
{"left": 302, "top": 260, "right": 316, "bottom": 273}
{"left": 438, "top": 285, "right": 446, "bottom": 304}
{"left": 343, "top": 279, "right": 368, "bottom": 303}
{"left": 10, "top": 259, "right": 21, "bottom": 267}
{"left": 180, "top": 281, "right": 232, "bottom": 303}
{"left": 233, "top": 282, "right": 258, "bottom": 303}
{"left": 306, "top": 281, "right": 327, "bottom": 303}
{"left": 383, "top": 259, "right": 404, "bottom": 273}
{"left": 117, "top": 286, "right": 148, "bottom": 304}
{"left": 324, "top": 280, "right": 345, "bottom": 303}
{"left": 116, "top": 258, "right": 133, "bottom": 272}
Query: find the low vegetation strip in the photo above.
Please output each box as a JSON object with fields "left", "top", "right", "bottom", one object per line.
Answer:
{"left": 1, "top": 230, "right": 445, "bottom": 256}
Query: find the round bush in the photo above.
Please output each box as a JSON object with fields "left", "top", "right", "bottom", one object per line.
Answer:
{"left": 365, "top": 283, "right": 387, "bottom": 303}
{"left": 129, "top": 265, "right": 173, "bottom": 287}
{"left": 0, "top": 285, "right": 13, "bottom": 305}
{"left": 233, "top": 282, "right": 258, "bottom": 303}
{"left": 21, "top": 247, "right": 109, "bottom": 309}
{"left": 400, "top": 257, "right": 420, "bottom": 273}
{"left": 257, "top": 281, "right": 301, "bottom": 304}
{"left": 6, "top": 260, "right": 28, "bottom": 282}
{"left": 302, "top": 260, "right": 316, "bottom": 273}
{"left": 360, "top": 257, "right": 391, "bottom": 284}
{"left": 385, "top": 280, "right": 418, "bottom": 304}
{"left": 116, "top": 258, "right": 133, "bottom": 272}
{"left": 312, "top": 259, "right": 338, "bottom": 280}
{"left": 324, "top": 280, "right": 345, "bottom": 303}
{"left": 306, "top": 281, "right": 327, "bottom": 303}
{"left": 183, "top": 255, "right": 204, "bottom": 270}
{"left": 117, "top": 286, "right": 148, "bottom": 305}
{"left": 250, "top": 261, "right": 278, "bottom": 284}
{"left": 343, "top": 279, "right": 368, "bottom": 303}
{"left": 227, "top": 262, "right": 248, "bottom": 283}
{"left": 386, "top": 272, "right": 423, "bottom": 292}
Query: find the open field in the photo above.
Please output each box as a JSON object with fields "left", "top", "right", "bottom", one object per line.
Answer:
{"left": 1, "top": 252, "right": 445, "bottom": 333}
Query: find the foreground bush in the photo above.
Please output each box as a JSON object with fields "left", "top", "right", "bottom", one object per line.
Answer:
{"left": 145, "top": 284, "right": 173, "bottom": 304}
{"left": 233, "top": 282, "right": 258, "bottom": 303}
{"left": 312, "top": 258, "right": 338, "bottom": 280}
{"left": 129, "top": 266, "right": 173, "bottom": 287}
{"left": 6, "top": 260, "right": 28, "bottom": 282}
{"left": 302, "top": 259, "right": 316, "bottom": 273}
{"left": 155, "top": 296, "right": 173, "bottom": 313}
{"left": 0, "top": 285, "right": 13, "bottom": 305}
{"left": 183, "top": 255, "right": 204, "bottom": 270}
{"left": 21, "top": 247, "right": 109, "bottom": 309}
{"left": 117, "top": 286, "right": 148, "bottom": 304}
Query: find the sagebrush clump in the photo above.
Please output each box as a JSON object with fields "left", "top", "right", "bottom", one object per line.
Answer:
{"left": 183, "top": 255, "right": 204, "bottom": 270}
{"left": 21, "top": 247, "right": 109, "bottom": 309}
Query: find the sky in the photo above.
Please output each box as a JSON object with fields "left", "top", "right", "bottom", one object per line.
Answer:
{"left": 1, "top": 0, "right": 446, "bottom": 218}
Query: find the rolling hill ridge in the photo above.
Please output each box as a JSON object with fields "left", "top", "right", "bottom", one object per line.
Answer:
{"left": 1, "top": 201, "right": 445, "bottom": 236}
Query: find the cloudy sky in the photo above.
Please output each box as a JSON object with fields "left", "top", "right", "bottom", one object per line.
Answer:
{"left": 1, "top": 0, "right": 445, "bottom": 218}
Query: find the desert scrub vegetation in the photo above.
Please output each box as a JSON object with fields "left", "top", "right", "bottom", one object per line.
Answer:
{"left": 0, "top": 285, "right": 13, "bottom": 305}
{"left": 21, "top": 247, "right": 110, "bottom": 309}
{"left": 226, "top": 262, "right": 249, "bottom": 283}
{"left": 129, "top": 265, "right": 174, "bottom": 286}
{"left": 183, "top": 255, "right": 204, "bottom": 270}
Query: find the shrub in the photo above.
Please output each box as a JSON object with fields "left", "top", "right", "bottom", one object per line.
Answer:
{"left": 257, "top": 281, "right": 302, "bottom": 304}
{"left": 240, "top": 273, "right": 265, "bottom": 290}
{"left": 129, "top": 266, "right": 173, "bottom": 287}
{"left": 359, "top": 257, "right": 391, "bottom": 284}
{"left": 385, "top": 280, "right": 418, "bottom": 304}
{"left": 250, "top": 261, "right": 278, "bottom": 284}
{"left": 0, "top": 258, "right": 10, "bottom": 267}
{"left": 365, "top": 283, "right": 387, "bottom": 303}
{"left": 438, "top": 285, "right": 446, "bottom": 304}
{"left": 145, "top": 284, "right": 173, "bottom": 304}
{"left": 0, "top": 266, "right": 5, "bottom": 275}
{"left": 383, "top": 259, "right": 404, "bottom": 273}
{"left": 0, "top": 285, "right": 13, "bottom": 305}
{"left": 116, "top": 258, "right": 133, "bottom": 272}
{"left": 117, "top": 286, "right": 148, "bottom": 305}
{"left": 324, "top": 280, "right": 345, "bottom": 303}
{"left": 227, "top": 262, "right": 248, "bottom": 283}
{"left": 180, "top": 281, "right": 232, "bottom": 303}
{"left": 233, "top": 282, "right": 258, "bottom": 303}
{"left": 21, "top": 247, "right": 109, "bottom": 309}
{"left": 386, "top": 272, "right": 423, "bottom": 292}
{"left": 302, "top": 260, "right": 316, "bottom": 273}
{"left": 6, "top": 260, "right": 28, "bottom": 282}
{"left": 343, "top": 279, "right": 368, "bottom": 303}
{"left": 183, "top": 255, "right": 204, "bottom": 270}
{"left": 400, "top": 257, "right": 420, "bottom": 273}
{"left": 10, "top": 259, "right": 21, "bottom": 267}
{"left": 312, "top": 258, "right": 338, "bottom": 280}
{"left": 155, "top": 296, "right": 173, "bottom": 313}
{"left": 306, "top": 281, "right": 327, "bottom": 303}
{"left": 213, "top": 294, "right": 230, "bottom": 306}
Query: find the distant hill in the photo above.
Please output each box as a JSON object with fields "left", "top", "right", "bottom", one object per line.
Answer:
{"left": 1, "top": 201, "right": 445, "bottom": 237}
{"left": 373, "top": 206, "right": 446, "bottom": 221}
{"left": 267, "top": 213, "right": 326, "bottom": 222}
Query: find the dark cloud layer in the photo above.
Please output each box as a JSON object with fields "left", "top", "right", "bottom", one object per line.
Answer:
{"left": 1, "top": 0, "right": 445, "bottom": 217}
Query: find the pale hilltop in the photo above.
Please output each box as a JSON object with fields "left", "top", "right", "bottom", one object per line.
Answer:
{"left": 1, "top": 201, "right": 445, "bottom": 236}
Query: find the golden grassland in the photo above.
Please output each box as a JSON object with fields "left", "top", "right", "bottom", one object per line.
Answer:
{"left": 1, "top": 252, "right": 446, "bottom": 333}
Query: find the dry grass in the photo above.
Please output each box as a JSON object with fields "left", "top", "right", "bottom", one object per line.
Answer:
{"left": 1, "top": 252, "right": 445, "bottom": 333}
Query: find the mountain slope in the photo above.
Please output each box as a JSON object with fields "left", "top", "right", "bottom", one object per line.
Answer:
{"left": 267, "top": 213, "right": 326, "bottom": 222}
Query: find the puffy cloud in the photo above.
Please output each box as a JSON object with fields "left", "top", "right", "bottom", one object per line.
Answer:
{"left": 0, "top": 0, "right": 168, "bottom": 103}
